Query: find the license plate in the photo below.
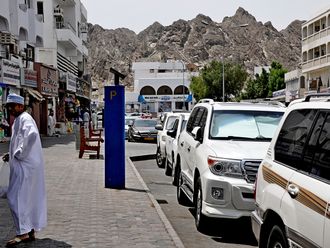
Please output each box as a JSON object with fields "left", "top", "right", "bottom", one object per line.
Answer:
{"left": 144, "top": 137, "right": 154, "bottom": 141}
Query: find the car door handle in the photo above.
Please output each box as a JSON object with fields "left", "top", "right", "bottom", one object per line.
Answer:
{"left": 187, "top": 146, "right": 191, "bottom": 152}
{"left": 287, "top": 184, "right": 299, "bottom": 198}
{"left": 180, "top": 141, "right": 184, "bottom": 147}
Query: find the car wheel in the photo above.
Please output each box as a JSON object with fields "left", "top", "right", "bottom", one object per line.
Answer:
{"left": 195, "top": 177, "right": 208, "bottom": 232}
{"left": 164, "top": 156, "right": 172, "bottom": 176}
{"left": 156, "top": 147, "right": 165, "bottom": 168}
{"left": 172, "top": 158, "right": 180, "bottom": 186}
{"left": 266, "top": 225, "right": 288, "bottom": 248}
{"left": 176, "top": 167, "right": 192, "bottom": 207}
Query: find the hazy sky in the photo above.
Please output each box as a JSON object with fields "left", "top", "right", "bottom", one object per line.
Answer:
{"left": 80, "top": 0, "right": 330, "bottom": 33}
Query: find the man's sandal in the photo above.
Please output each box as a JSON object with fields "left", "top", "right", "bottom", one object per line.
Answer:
{"left": 6, "top": 233, "right": 33, "bottom": 247}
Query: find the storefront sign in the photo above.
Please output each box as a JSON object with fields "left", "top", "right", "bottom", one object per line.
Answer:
{"left": 66, "top": 72, "right": 77, "bottom": 92}
{"left": 143, "top": 95, "right": 187, "bottom": 102}
{"left": 0, "top": 59, "right": 20, "bottom": 86}
{"left": 21, "top": 68, "right": 37, "bottom": 87}
{"left": 35, "top": 63, "right": 58, "bottom": 96}
{"left": 76, "top": 78, "right": 90, "bottom": 98}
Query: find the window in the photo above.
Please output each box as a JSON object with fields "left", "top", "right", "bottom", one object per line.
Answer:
{"left": 186, "top": 108, "right": 199, "bottom": 133}
{"left": 186, "top": 107, "right": 206, "bottom": 133}
{"left": 304, "top": 111, "right": 330, "bottom": 181}
{"left": 210, "top": 110, "right": 283, "bottom": 140}
{"left": 165, "top": 116, "right": 177, "bottom": 130}
{"left": 275, "top": 109, "right": 317, "bottom": 169}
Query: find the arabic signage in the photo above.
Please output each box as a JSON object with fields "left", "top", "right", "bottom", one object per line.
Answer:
{"left": 0, "top": 59, "right": 20, "bottom": 86}
{"left": 35, "top": 63, "right": 58, "bottom": 96}
{"left": 21, "top": 68, "right": 37, "bottom": 87}
{"left": 67, "top": 72, "right": 77, "bottom": 92}
{"left": 76, "top": 78, "right": 90, "bottom": 98}
{"left": 142, "top": 95, "right": 188, "bottom": 102}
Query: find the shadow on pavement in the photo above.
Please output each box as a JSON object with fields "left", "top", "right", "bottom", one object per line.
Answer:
{"left": 0, "top": 134, "right": 76, "bottom": 156}
{"left": 0, "top": 238, "right": 72, "bottom": 248}
{"left": 188, "top": 208, "right": 258, "bottom": 246}
{"left": 41, "top": 134, "right": 76, "bottom": 148}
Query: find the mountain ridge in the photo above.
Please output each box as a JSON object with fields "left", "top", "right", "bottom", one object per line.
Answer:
{"left": 86, "top": 7, "right": 304, "bottom": 89}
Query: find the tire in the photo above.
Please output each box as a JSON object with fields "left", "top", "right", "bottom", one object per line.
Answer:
{"left": 164, "top": 156, "right": 173, "bottom": 176}
{"left": 176, "top": 167, "right": 192, "bottom": 207}
{"left": 172, "top": 159, "right": 180, "bottom": 186}
{"left": 156, "top": 147, "right": 165, "bottom": 168}
{"left": 195, "top": 178, "right": 208, "bottom": 232}
{"left": 266, "top": 225, "right": 288, "bottom": 248}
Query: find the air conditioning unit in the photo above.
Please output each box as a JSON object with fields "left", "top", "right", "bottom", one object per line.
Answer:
{"left": 54, "top": 7, "right": 63, "bottom": 17}
{"left": 19, "top": 50, "right": 26, "bottom": 58}
{"left": 19, "top": 3, "right": 27, "bottom": 12}
{"left": 80, "top": 23, "right": 88, "bottom": 33}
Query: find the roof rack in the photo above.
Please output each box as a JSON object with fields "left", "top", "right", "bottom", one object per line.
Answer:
{"left": 198, "top": 99, "right": 214, "bottom": 104}
{"left": 304, "top": 93, "right": 330, "bottom": 102}
{"left": 240, "top": 99, "right": 286, "bottom": 107}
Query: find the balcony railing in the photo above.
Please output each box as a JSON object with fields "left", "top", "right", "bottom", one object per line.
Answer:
{"left": 302, "top": 54, "right": 330, "bottom": 71}
{"left": 56, "top": 22, "right": 76, "bottom": 34}
{"left": 302, "top": 26, "right": 330, "bottom": 46}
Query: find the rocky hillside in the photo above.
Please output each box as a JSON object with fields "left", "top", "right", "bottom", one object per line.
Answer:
{"left": 86, "top": 7, "right": 304, "bottom": 89}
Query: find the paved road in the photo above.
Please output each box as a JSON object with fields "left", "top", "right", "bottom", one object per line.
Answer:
{"left": 127, "top": 142, "right": 257, "bottom": 248}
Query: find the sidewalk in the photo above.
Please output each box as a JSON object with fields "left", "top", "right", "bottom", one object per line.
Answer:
{"left": 0, "top": 134, "right": 184, "bottom": 248}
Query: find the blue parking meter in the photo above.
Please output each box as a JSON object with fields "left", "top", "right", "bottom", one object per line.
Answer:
{"left": 104, "top": 85, "right": 125, "bottom": 189}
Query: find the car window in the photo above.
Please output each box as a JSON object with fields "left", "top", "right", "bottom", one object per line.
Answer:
{"left": 186, "top": 108, "right": 199, "bottom": 133}
{"left": 134, "top": 119, "right": 157, "bottom": 127}
{"left": 210, "top": 110, "right": 283, "bottom": 140}
{"left": 303, "top": 111, "right": 330, "bottom": 181}
{"left": 274, "top": 109, "right": 318, "bottom": 169}
{"left": 181, "top": 120, "right": 187, "bottom": 132}
{"left": 165, "top": 116, "right": 177, "bottom": 130}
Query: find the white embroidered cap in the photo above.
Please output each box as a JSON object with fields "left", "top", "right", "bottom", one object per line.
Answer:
{"left": 6, "top": 93, "right": 24, "bottom": 105}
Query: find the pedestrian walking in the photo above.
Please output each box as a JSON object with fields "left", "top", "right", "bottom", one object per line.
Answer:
{"left": 83, "top": 108, "right": 90, "bottom": 127}
{"left": 2, "top": 93, "right": 47, "bottom": 247}
{"left": 91, "top": 110, "right": 98, "bottom": 129}
{"left": 47, "top": 110, "right": 56, "bottom": 136}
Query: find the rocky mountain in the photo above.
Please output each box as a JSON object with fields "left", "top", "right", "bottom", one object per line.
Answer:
{"left": 86, "top": 7, "right": 304, "bottom": 89}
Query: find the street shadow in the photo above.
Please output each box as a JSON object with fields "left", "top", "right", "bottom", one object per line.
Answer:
{"left": 41, "top": 134, "right": 76, "bottom": 148}
{"left": 188, "top": 208, "right": 257, "bottom": 246}
{"left": 122, "top": 187, "right": 150, "bottom": 193}
{"left": 0, "top": 238, "right": 72, "bottom": 248}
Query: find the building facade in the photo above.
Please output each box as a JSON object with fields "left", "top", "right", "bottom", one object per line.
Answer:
{"left": 0, "top": 0, "right": 89, "bottom": 136}
{"left": 301, "top": 7, "right": 330, "bottom": 94}
{"left": 126, "top": 61, "right": 198, "bottom": 114}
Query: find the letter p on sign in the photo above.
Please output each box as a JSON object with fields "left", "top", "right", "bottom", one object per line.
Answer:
{"left": 110, "top": 90, "right": 117, "bottom": 100}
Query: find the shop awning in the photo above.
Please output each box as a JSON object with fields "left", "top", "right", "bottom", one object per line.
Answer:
{"left": 27, "top": 88, "right": 44, "bottom": 101}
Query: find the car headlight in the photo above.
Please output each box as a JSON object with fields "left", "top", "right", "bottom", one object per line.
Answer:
{"left": 207, "top": 156, "right": 243, "bottom": 178}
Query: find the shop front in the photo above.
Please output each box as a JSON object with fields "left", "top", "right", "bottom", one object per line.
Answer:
{"left": 21, "top": 68, "right": 44, "bottom": 130}
{"left": 0, "top": 58, "right": 21, "bottom": 138}
{"left": 34, "top": 63, "right": 58, "bottom": 135}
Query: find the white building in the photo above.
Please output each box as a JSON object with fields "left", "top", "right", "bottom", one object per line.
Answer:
{"left": 301, "top": 7, "right": 330, "bottom": 93}
{"left": 126, "top": 61, "right": 198, "bottom": 113}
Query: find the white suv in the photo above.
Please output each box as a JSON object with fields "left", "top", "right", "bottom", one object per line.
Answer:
{"left": 176, "top": 99, "right": 285, "bottom": 231}
{"left": 155, "top": 112, "right": 187, "bottom": 168}
{"left": 252, "top": 93, "right": 330, "bottom": 248}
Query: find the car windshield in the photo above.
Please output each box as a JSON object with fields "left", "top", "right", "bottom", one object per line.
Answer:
{"left": 134, "top": 119, "right": 157, "bottom": 127}
{"left": 210, "top": 110, "right": 284, "bottom": 140}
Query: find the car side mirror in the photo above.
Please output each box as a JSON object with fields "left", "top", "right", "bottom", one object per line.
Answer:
{"left": 167, "top": 129, "right": 177, "bottom": 138}
{"left": 191, "top": 127, "right": 202, "bottom": 142}
{"left": 155, "top": 124, "right": 163, "bottom": 130}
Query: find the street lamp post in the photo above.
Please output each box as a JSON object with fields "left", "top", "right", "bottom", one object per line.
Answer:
{"left": 222, "top": 56, "right": 225, "bottom": 102}
{"left": 178, "top": 60, "right": 185, "bottom": 110}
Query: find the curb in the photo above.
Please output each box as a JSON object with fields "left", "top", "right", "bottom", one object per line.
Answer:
{"left": 127, "top": 157, "right": 185, "bottom": 248}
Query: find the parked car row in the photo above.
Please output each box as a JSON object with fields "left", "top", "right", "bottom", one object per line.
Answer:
{"left": 155, "top": 96, "right": 330, "bottom": 248}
